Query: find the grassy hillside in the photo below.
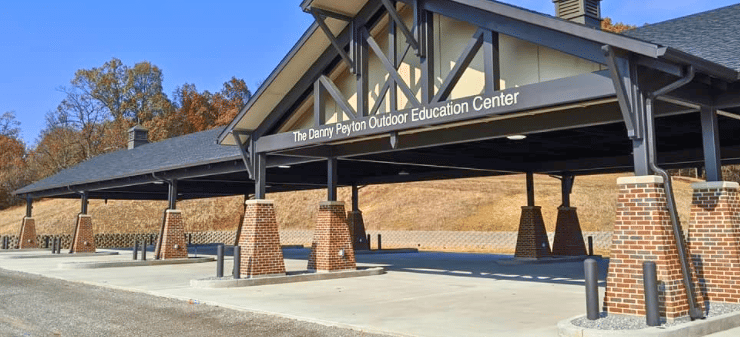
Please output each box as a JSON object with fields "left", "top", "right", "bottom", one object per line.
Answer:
{"left": 0, "top": 173, "right": 696, "bottom": 236}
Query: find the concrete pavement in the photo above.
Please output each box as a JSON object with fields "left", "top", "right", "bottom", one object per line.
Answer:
{"left": 0, "top": 246, "right": 608, "bottom": 336}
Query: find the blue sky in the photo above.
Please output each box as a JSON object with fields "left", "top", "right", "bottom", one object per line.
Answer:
{"left": 1, "top": 0, "right": 738, "bottom": 146}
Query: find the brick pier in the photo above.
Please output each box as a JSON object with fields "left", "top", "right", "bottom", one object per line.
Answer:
{"left": 689, "top": 181, "right": 740, "bottom": 303}
{"left": 604, "top": 176, "right": 703, "bottom": 319}
{"left": 158, "top": 210, "right": 188, "bottom": 259}
{"left": 71, "top": 214, "right": 96, "bottom": 253}
{"left": 18, "top": 217, "right": 37, "bottom": 249}
{"left": 551, "top": 206, "right": 587, "bottom": 256}
{"left": 514, "top": 206, "right": 552, "bottom": 258}
{"left": 308, "top": 201, "right": 356, "bottom": 271}
{"left": 239, "top": 200, "right": 286, "bottom": 278}
{"left": 346, "top": 210, "right": 369, "bottom": 250}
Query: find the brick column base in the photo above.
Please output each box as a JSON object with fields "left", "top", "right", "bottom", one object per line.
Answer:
{"left": 308, "top": 201, "right": 356, "bottom": 271}
{"left": 514, "top": 206, "right": 552, "bottom": 258}
{"left": 18, "top": 217, "right": 37, "bottom": 249}
{"left": 239, "top": 200, "right": 286, "bottom": 278}
{"left": 159, "top": 210, "right": 188, "bottom": 259}
{"left": 604, "top": 176, "right": 703, "bottom": 319}
{"left": 552, "top": 206, "right": 587, "bottom": 256}
{"left": 71, "top": 214, "right": 96, "bottom": 253}
{"left": 689, "top": 181, "right": 740, "bottom": 303}
{"left": 347, "top": 211, "right": 369, "bottom": 250}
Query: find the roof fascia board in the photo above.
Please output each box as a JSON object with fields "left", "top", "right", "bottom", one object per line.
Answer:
{"left": 300, "top": 0, "right": 314, "bottom": 12}
{"left": 441, "top": 0, "right": 663, "bottom": 59}
{"left": 248, "top": 0, "right": 385, "bottom": 141}
{"left": 661, "top": 47, "right": 740, "bottom": 83}
{"left": 217, "top": 21, "right": 323, "bottom": 145}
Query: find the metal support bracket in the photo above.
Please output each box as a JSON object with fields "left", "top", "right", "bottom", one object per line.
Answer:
{"left": 603, "top": 45, "right": 640, "bottom": 139}
{"left": 366, "top": 28, "right": 421, "bottom": 107}
{"left": 433, "top": 28, "right": 485, "bottom": 103}
{"left": 380, "top": 0, "right": 420, "bottom": 55}
{"left": 311, "top": 9, "right": 355, "bottom": 73}
{"left": 232, "top": 130, "right": 254, "bottom": 179}
{"left": 316, "top": 75, "right": 358, "bottom": 122}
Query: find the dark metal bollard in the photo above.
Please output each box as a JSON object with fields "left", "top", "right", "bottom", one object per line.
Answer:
{"left": 585, "top": 258, "right": 599, "bottom": 320}
{"left": 133, "top": 241, "right": 139, "bottom": 260}
{"left": 188, "top": 234, "right": 192, "bottom": 245}
{"left": 141, "top": 240, "right": 146, "bottom": 261}
{"left": 367, "top": 234, "right": 371, "bottom": 250}
{"left": 233, "top": 246, "right": 241, "bottom": 279}
{"left": 588, "top": 236, "right": 594, "bottom": 256}
{"left": 3, "top": 236, "right": 7, "bottom": 249}
{"left": 216, "top": 244, "right": 224, "bottom": 278}
{"left": 45, "top": 236, "right": 50, "bottom": 249}
{"left": 378, "top": 234, "right": 382, "bottom": 250}
{"left": 643, "top": 261, "right": 660, "bottom": 327}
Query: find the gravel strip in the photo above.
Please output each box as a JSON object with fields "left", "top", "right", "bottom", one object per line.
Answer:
{"left": 0, "top": 268, "right": 392, "bottom": 337}
{"left": 572, "top": 302, "right": 740, "bottom": 330}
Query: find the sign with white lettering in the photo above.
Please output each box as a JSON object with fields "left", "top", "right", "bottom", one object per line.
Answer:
{"left": 256, "top": 71, "right": 616, "bottom": 154}
{"left": 291, "top": 91, "right": 521, "bottom": 144}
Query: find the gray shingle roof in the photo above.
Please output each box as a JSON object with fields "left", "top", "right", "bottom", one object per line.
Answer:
{"left": 14, "top": 127, "right": 241, "bottom": 195}
{"left": 625, "top": 4, "right": 740, "bottom": 71}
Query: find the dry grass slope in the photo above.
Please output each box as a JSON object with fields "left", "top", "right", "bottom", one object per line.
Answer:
{"left": 0, "top": 173, "right": 695, "bottom": 236}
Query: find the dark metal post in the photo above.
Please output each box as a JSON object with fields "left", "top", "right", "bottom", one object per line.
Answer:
{"left": 255, "top": 153, "right": 267, "bottom": 199}
{"left": 526, "top": 172, "right": 535, "bottom": 207}
{"left": 700, "top": 106, "right": 722, "bottom": 182}
{"left": 352, "top": 185, "right": 359, "bottom": 212}
{"left": 367, "top": 234, "right": 371, "bottom": 250}
{"left": 25, "top": 196, "right": 33, "bottom": 218}
{"left": 168, "top": 179, "right": 178, "bottom": 210}
{"left": 216, "top": 244, "right": 224, "bottom": 278}
{"left": 584, "top": 258, "right": 599, "bottom": 320}
{"left": 643, "top": 261, "right": 660, "bottom": 326}
{"left": 588, "top": 236, "right": 594, "bottom": 256}
{"left": 45, "top": 236, "right": 50, "bottom": 249}
{"left": 378, "top": 234, "right": 382, "bottom": 250}
{"left": 355, "top": 18, "right": 369, "bottom": 117}
{"left": 327, "top": 157, "right": 338, "bottom": 201}
{"left": 80, "top": 192, "right": 89, "bottom": 214}
{"left": 133, "top": 241, "right": 139, "bottom": 260}
{"left": 233, "top": 246, "right": 241, "bottom": 279}
{"left": 54, "top": 238, "right": 60, "bottom": 254}
{"left": 561, "top": 175, "right": 574, "bottom": 207}
{"left": 483, "top": 30, "right": 501, "bottom": 95}
{"left": 141, "top": 241, "right": 146, "bottom": 261}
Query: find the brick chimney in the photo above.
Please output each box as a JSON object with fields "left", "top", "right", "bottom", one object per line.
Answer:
{"left": 128, "top": 124, "right": 149, "bottom": 149}
{"left": 553, "top": 0, "right": 602, "bottom": 29}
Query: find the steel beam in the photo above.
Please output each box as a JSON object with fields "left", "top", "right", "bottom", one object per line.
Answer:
{"left": 25, "top": 196, "right": 32, "bottom": 218}
{"left": 483, "top": 30, "right": 501, "bottom": 94}
{"left": 167, "top": 180, "right": 178, "bottom": 210}
{"left": 418, "top": 3, "right": 434, "bottom": 104}
{"left": 356, "top": 18, "right": 369, "bottom": 117}
{"left": 80, "top": 191, "right": 89, "bottom": 214}
{"left": 328, "top": 157, "right": 338, "bottom": 201}
{"left": 561, "top": 175, "right": 574, "bottom": 207}
{"left": 365, "top": 30, "right": 421, "bottom": 107}
{"left": 381, "top": 0, "right": 420, "bottom": 53}
{"left": 526, "top": 172, "right": 535, "bottom": 206}
{"left": 231, "top": 131, "right": 254, "bottom": 179}
{"left": 314, "top": 79, "right": 327, "bottom": 126}
{"left": 311, "top": 10, "right": 355, "bottom": 73}
{"left": 255, "top": 153, "right": 267, "bottom": 199}
{"left": 352, "top": 184, "right": 359, "bottom": 211}
{"left": 700, "top": 106, "right": 722, "bottom": 181}
{"left": 318, "top": 75, "right": 358, "bottom": 120}
{"left": 432, "top": 28, "right": 485, "bottom": 103}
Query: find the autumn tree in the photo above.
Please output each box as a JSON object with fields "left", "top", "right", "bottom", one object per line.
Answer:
{"left": 0, "top": 112, "right": 29, "bottom": 208}
{"left": 213, "top": 77, "right": 251, "bottom": 126}
{"left": 601, "top": 17, "right": 637, "bottom": 33}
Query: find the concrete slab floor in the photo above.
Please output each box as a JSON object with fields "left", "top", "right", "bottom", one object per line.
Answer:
{"left": 0, "top": 247, "right": 610, "bottom": 337}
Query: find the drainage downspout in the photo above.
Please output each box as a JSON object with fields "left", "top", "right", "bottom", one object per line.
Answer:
{"left": 645, "top": 66, "right": 704, "bottom": 320}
